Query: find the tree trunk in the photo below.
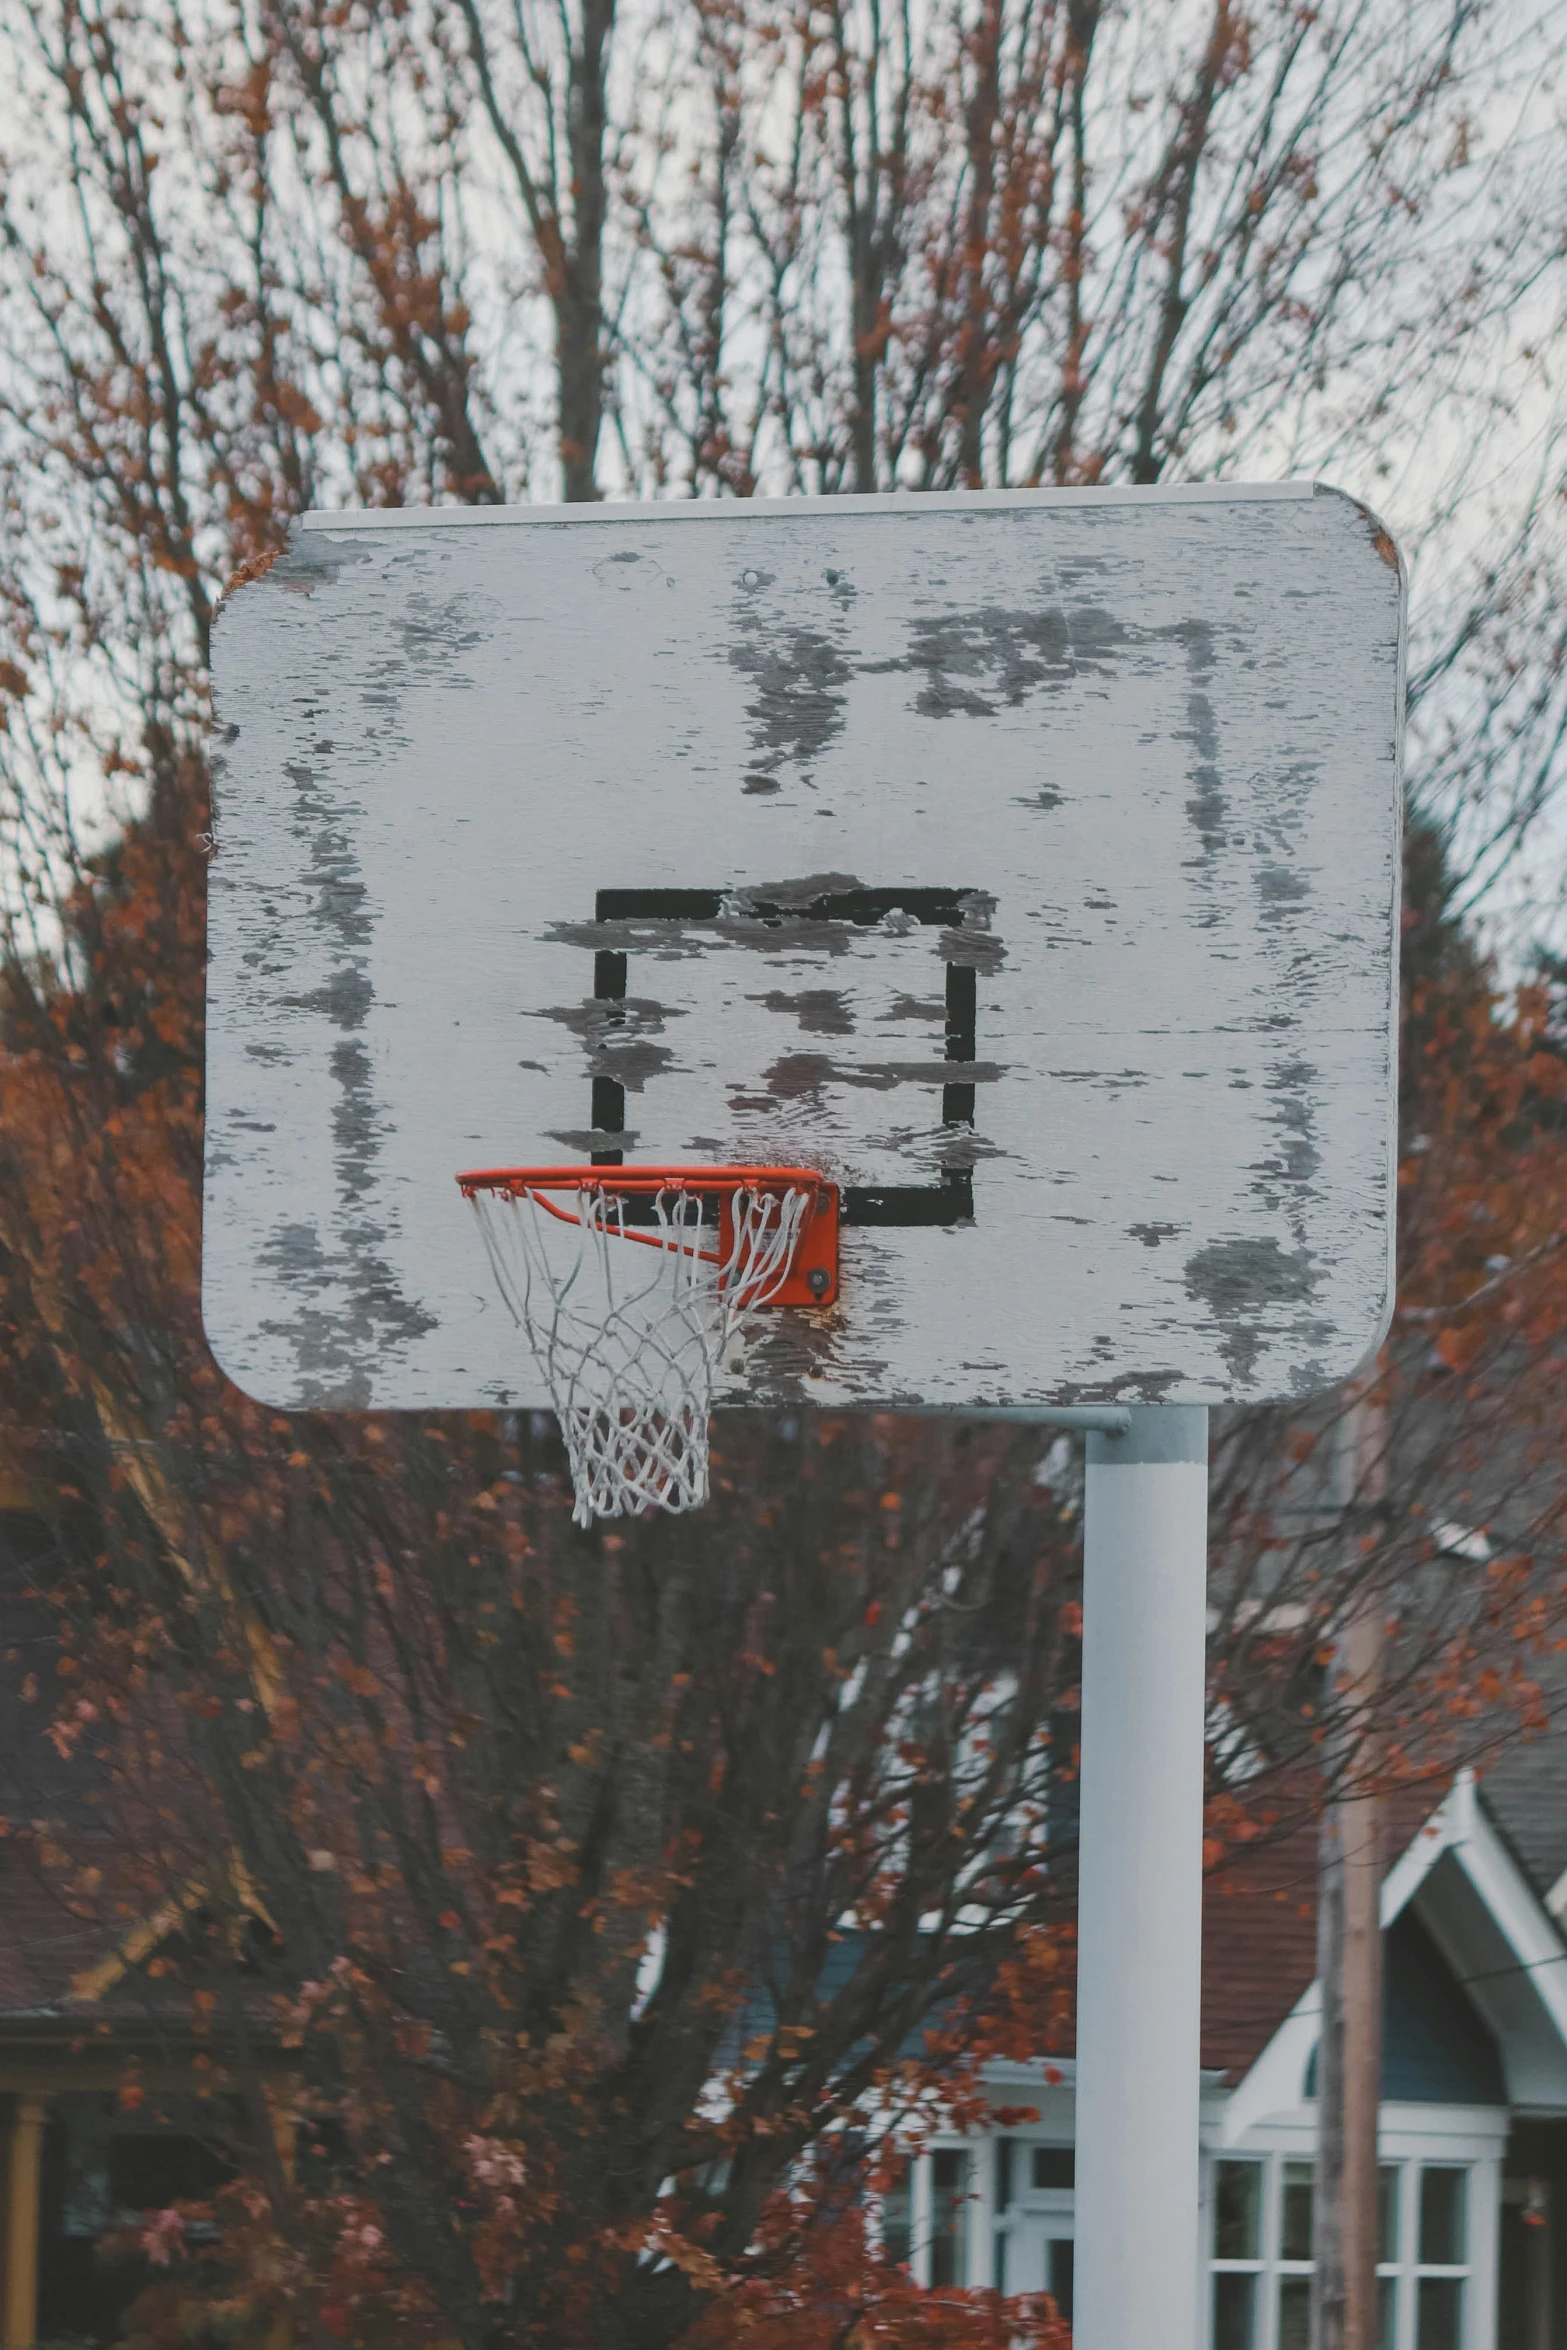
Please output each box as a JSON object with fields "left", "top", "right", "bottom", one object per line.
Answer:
{"left": 559, "top": 0, "right": 614, "bottom": 501}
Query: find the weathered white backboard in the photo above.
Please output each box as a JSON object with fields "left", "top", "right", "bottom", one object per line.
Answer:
{"left": 204, "top": 485, "right": 1403, "bottom": 1412}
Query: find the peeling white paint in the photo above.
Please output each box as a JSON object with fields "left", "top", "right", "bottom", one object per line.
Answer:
{"left": 204, "top": 484, "right": 1403, "bottom": 1411}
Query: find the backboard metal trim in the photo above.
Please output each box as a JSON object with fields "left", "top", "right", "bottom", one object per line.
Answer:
{"left": 294, "top": 481, "right": 1322, "bottom": 531}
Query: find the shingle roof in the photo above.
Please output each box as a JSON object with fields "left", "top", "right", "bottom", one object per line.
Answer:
{"left": 0, "top": 1849, "right": 105, "bottom": 2011}
{"left": 1472, "top": 1672, "right": 1567, "bottom": 1901}
{"left": 1198, "top": 1778, "right": 1450, "bottom": 2083}
{"left": 7, "top": 1490, "right": 1566, "bottom": 2089}
{"left": 0, "top": 1510, "right": 109, "bottom": 1827}
{"left": 1200, "top": 1815, "right": 1321, "bottom": 2079}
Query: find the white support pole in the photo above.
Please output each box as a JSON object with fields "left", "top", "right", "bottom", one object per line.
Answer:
{"left": 1074, "top": 1404, "right": 1210, "bottom": 2350}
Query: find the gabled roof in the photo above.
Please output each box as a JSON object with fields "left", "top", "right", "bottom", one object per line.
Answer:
{"left": 0, "top": 1852, "right": 105, "bottom": 2013}
{"left": 0, "top": 1509, "right": 107, "bottom": 1828}
{"left": 1199, "top": 1781, "right": 1443, "bottom": 2083}
{"left": 1200, "top": 1708, "right": 1567, "bottom": 2096}
{"left": 1200, "top": 1815, "right": 1319, "bottom": 2080}
{"left": 1215, "top": 1770, "right": 1567, "bottom": 2139}
{"left": 1472, "top": 1676, "right": 1567, "bottom": 1907}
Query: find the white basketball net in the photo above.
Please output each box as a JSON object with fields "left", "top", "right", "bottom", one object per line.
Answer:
{"left": 468, "top": 1180, "right": 814, "bottom": 1525}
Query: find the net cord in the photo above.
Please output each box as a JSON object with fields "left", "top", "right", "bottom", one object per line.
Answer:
{"left": 468, "top": 1182, "right": 812, "bottom": 1525}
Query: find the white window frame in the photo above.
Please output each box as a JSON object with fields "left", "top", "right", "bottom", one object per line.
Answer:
{"left": 872, "top": 2140, "right": 978, "bottom": 2288}
{"left": 877, "top": 2130, "right": 1078, "bottom": 2295}
{"left": 925, "top": 2142, "right": 975, "bottom": 2288}
{"left": 1379, "top": 2158, "right": 1476, "bottom": 2350}
{"left": 988, "top": 2136, "right": 1076, "bottom": 2302}
{"left": 1199, "top": 2107, "right": 1503, "bottom": 2350}
{"left": 1207, "top": 2150, "right": 1277, "bottom": 2348}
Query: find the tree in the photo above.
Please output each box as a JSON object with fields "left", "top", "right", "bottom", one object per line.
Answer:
{"left": 1, "top": 793, "right": 1086, "bottom": 2343}
{"left": 2, "top": 0, "right": 1567, "bottom": 2342}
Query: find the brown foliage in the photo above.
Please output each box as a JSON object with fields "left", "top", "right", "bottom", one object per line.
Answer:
{"left": 1, "top": 749, "right": 1085, "bottom": 2350}
{"left": 0, "top": 0, "right": 1565, "bottom": 2341}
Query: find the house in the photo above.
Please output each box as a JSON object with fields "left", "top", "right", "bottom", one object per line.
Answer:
{"left": 0, "top": 1492, "right": 290, "bottom": 2350}
{"left": 894, "top": 1763, "right": 1567, "bottom": 2350}
{"left": 7, "top": 1449, "right": 1567, "bottom": 2349}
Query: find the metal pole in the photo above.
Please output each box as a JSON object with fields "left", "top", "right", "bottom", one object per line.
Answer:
{"left": 1315, "top": 1388, "right": 1388, "bottom": 2350}
{"left": 947, "top": 1407, "right": 1132, "bottom": 1435}
{"left": 1074, "top": 1404, "right": 1210, "bottom": 2350}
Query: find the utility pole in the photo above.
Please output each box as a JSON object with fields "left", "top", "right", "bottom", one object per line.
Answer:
{"left": 1313, "top": 1386, "right": 1388, "bottom": 2350}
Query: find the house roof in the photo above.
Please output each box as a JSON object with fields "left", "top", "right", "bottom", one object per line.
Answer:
{"left": 0, "top": 1509, "right": 112, "bottom": 1828}
{"left": 1472, "top": 1664, "right": 1567, "bottom": 1903}
{"left": 1198, "top": 1779, "right": 1448, "bottom": 2083}
{"left": 1290, "top": 1904, "right": 1510, "bottom": 2105}
{"left": 1198, "top": 1656, "right": 1567, "bottom": 2088}
{"left": 0, "top": 1850, "right": 105, "bottom": 2013}
{"left": 0, "top": 1512, "right": 274, "bottom": 2035}
{"left": 1214, "top": 1765, "right": 1567, "bottom": 2137}
{"left": 10, "top": 1483, "right": 1567, "bottom": 2099}
{"left": 1200, "top": 1815, "right": 1320, "bottom": 2080}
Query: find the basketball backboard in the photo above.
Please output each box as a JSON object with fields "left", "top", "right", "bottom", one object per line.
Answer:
{"left": 204, "top": 484, "right": 1403, "bottom": 1414}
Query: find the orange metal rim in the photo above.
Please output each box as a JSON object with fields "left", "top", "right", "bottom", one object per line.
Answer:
{"left": 456, "top": 1163, "right": 831, "bottom": 1199}
{"left": 455, "top": 1165, "right": 841, "bottom": 1307}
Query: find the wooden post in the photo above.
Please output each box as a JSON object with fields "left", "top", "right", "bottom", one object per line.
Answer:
{"left": 1313, "top": 1393, "right": 1387, "bottom": 2350}
{"left": 263, "top": 2087, "right": 296, "bottom": 2350}
{"left": 3, "top": 2095, "right": 47, "bottom": 2350}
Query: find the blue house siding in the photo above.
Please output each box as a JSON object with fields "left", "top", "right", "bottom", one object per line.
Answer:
{"left": 717, "top": 1928, "right": 1002, "bottom": 2069}
{"left": 1304, "top": 1907, "right": 1505, "bottom": 2104}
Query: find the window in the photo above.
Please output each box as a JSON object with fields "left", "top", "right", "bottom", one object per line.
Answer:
{"left": 1414, "top": 2168, "right": 1467, "bottom": 2350}
{"left": 878, "top": 2147, "right": 974, "bottom": 2286}
{"left": 992, "top": 2137, "right": 1074, "bottom": 2299}
{"left": 1032, "top": 2145, "right": 1075, "bottom": 2191}
{"left": 1378, "top": 2162, "right": 1471, "bottom": 2348}
{"left": 1209, "top": 2157, "right": 1476, "bottom": 2350}
{"left": 930, "top": 2148, "right": 972, "bottom": 2287}
{"left": 993, "top": 2139, "right": 1011, "bottom": 2292}
{"left": 39, "top": 2096, "right": 240, "bottom": 2347}
{"left": 1380, "top": 2166, "right": 1400, "bottom": 2350}
{"left": 1211, "top": 2159, "right": 1263, "bottom": 2350}
{"left": 1277, "top": 2162, "right": 1313, "bottom": 2349}
{"left": 1048, "top": 2238, "right": 1075, "bottom": 2323}
{"left": 881, "top": 2156, "right": 912, "bottom": 2268}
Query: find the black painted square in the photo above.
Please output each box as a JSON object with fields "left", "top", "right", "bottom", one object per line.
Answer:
{"left": 588, "top": 887, "right": 983, "bottom": 1224}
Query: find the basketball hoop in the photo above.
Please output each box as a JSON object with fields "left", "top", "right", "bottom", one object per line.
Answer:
{"left": 456, "top": 1166, "right": 840, "bottom": 1525}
